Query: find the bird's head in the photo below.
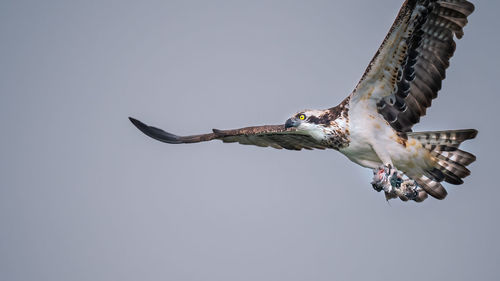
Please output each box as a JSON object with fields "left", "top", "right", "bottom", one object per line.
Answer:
{"left": 285, "top": 109, "right": 331, "bottom": 131}
{"left": 285, "top": 107, "right": 348, "bottom": 143}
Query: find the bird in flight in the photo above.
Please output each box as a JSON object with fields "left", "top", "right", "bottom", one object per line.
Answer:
{"left": 130, "top": 0, "right": 477, "bottom": 202}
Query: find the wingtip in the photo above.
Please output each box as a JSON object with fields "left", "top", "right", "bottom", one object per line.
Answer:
{"left": 128, "top": 116, "right": 141, "bottom": 127}
{"left": 128, "top": 116, "right": 152, "bottom": 133}
{"left": 128, "top": 116, "right": 183, "bottom": 144}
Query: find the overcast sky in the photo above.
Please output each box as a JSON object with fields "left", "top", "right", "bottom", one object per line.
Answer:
{"left": 1, "top": 1, "right": 499, "bottom": 281}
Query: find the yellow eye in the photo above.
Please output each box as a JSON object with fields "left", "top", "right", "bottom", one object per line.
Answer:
{"left": 299, "top": 114, "right": 306, "bottom": 120}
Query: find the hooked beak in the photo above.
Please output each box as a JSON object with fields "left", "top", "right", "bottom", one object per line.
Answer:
{"left": 285, "top": 118, "right": 298, "bottom": 129}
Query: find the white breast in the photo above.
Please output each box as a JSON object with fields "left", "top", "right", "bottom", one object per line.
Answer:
{"left": 339, "top": 98, "right": 402, "bottom": 168}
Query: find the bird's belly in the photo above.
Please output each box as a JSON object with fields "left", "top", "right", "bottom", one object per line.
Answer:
{"left": 339, "top": 103, "right": 428, "bottom": 171}
{"left": 340, "top": 148, "right": 382, "bottom": 169}
{"left": 339, "top": 136, "right": 423, "bottom": 171}
{"left": 339, "top": 134, "right": 382, "bottom": 169}
{"left": 340, "top": 131, "right": 431, "bottom": 174}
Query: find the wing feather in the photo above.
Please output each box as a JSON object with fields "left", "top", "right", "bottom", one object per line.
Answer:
{"left": 129, "top": 117, "right": 328, "bottom": 151}
{"left": 350, "top": 0, "right": 474, "bottom": 132}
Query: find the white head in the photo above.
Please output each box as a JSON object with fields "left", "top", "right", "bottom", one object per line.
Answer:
{"left": 284, "top": 109, "right": 334, "bottom": 141}
{"left": 285, "top": 109, "right": 331, "bottom": 128}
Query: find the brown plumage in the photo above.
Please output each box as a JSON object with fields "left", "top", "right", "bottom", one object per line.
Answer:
{"left": 129, "top": 118, "right": 330, "bottom": 151}
{"left": 359, "top": 0, "right": 475, "bottom": 133}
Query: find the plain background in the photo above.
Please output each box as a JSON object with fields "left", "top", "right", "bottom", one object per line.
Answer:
{"left": 1, "top": 0, "right": 499, "bottom": 280}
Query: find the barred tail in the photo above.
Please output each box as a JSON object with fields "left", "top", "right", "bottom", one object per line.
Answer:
{"left": 408, "top": 129, "right": 478, "bottom": 200}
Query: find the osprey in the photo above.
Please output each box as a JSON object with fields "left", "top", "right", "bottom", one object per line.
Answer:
{"left": 130, "top": 0, "right": 477, "bottom": 202}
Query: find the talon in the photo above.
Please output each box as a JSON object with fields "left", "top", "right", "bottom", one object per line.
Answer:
{"left": 371, "top": 165, "right": 422, "bottom": 202}
{"left": 371, "top": 165, "right": 393, "bottom": 193}
{"left": 400, "top": 179, "right": 420, "bottom": 201}
{"left": 390, "top": 173, "right": 403, "bottom": 188}
{"left": 371, "top": 182, "right": 384, "bottom": 192}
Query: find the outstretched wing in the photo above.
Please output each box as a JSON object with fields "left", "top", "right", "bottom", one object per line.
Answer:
{"left": 350, "top": 0, "right": 474, "bottom": 132}
{"left": 129, "top": 117, "right": 328, "bottom": 151}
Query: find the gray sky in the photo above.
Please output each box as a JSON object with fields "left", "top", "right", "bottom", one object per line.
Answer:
{"left": 1, "top": 1, "right": 499, "bottom": 280}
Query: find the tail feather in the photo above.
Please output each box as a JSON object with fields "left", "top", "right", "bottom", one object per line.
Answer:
{"left": 439, "top": 167, "right": 464, "bottom": 185}
{"left": 408, "top": 129, "right": 478, "bottom": 148}
{"left": 415, "top": 175, "right": 447, "bottom": 200}
{"left": 436, "top": 158, "right": 471, "bottom": 179}
{"left": 434, "top": 149, "right": 476, "bottom": 166}
{"left": 409, "top": 129, "right": 477, "bottom": 200}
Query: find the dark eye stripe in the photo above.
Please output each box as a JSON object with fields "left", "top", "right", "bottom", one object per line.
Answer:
{"left": 308, "top": 116, "right": 320, "bottom": 124}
